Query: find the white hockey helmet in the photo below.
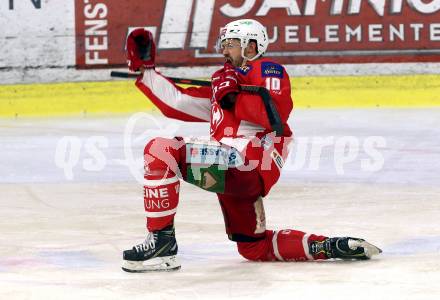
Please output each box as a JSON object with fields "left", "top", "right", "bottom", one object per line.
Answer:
{"left": 218, "top": 19, "right": 269, "bottom": 61}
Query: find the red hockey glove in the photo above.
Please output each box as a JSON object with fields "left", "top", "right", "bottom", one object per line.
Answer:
{"left": 211, "top": 63, "right": 239, "bottom": 109}
{"left": 126, "top": 28, "right": 156, "bottom": 72}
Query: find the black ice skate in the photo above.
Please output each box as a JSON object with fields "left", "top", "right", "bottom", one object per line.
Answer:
{"left": 122, "top": 225, "right": 180, "bottom": 272}
{"left": 309, "top": 237, "right": 382, "bottom": 260}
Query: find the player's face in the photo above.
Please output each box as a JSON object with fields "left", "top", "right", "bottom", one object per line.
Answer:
{"left": 220, "top": 39, "right": 243, "bottom": 67}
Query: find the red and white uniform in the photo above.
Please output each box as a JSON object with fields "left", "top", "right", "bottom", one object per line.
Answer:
{"left": 136, "top": 58, "right": 293, "bottom": 196}
{"left": 136, "top": 59, "right": 328, "bottom": 262}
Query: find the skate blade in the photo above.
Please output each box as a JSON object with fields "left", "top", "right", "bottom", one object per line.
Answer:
{"left": 122, "top": 255, "right": 181, "bottom": 273}
{"left": 359, "top": 241, "right": 382, "bottom": 258}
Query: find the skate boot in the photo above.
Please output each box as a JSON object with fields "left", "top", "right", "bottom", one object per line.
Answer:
{"left": 309, "top": 237, "right": 382, "bottom": 260}
{"left": 122, "top": 225, "right": 180, "bottom": 272}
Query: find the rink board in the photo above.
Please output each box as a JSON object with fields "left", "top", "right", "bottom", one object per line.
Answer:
{"left": 1, "top": 74, "right": 440, "bottom": 117}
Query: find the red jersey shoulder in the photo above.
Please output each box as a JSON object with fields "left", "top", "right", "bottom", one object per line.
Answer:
{"left": 258, "top": 59, "right": 286, "bottom": 79}
{"left": 237, "top": 59, "right": 287, "bottom": 80}
{"left": 235, "top": 64, "right": 253, "bottom": 76}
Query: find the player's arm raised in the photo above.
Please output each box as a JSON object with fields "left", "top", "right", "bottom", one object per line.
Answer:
{"left": 126, "top": 28, "right": 211, "bottom": 122}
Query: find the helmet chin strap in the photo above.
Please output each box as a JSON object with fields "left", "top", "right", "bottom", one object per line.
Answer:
{"left": 240, "top": 47, "right": 261, "bottom": 66}
{"left": 240, "top": 39, "right": 261, "bottom": 66}
{"left": 241, "top": 52, "right": 248, "bottom": 67}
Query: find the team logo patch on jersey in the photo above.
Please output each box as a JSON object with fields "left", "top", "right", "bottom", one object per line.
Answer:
{"left": 271, "top": 148, "right": 284, "bottom": 171}
{"left": 236, "top": 65, "right": 252, "bottom": 75}
{"left": 261, "top": 62, "right": 284, "bottom": 78}
{"left": 185, "top": 143, "right": 244, "bottom": 168}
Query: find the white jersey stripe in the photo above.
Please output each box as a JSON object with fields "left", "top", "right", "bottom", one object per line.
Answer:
{"left": 302, "top": 234, "right": 314, "bottom": 260}
{"left": 141, "top": 69, "right": 211, "bottom": 121}
{"left": 272, "top": 231, "right": 284, "bottom": 261}
{"left": 145, "top": 208, "right": 178, "bottom": 218}
{"left": 144, "top": 176, "right": 179, "bottom": 187}
{"left": 236, "top": 120, "right": 265, "bottom": 138}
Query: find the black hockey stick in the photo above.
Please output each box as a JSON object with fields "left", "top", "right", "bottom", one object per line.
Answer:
{"left": 238, "top": 84, "right": 284, "bottom": 137}
{"left": 111, "top": 71, "right": 211, "bottom": 86}
{"left": 110, "top": 71, "right": 283, "bottom": 136}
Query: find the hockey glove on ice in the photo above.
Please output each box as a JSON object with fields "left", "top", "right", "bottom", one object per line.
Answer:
{"left": 126, "top": 28, "right": 156, "bottom": 72}
{"left": 211, "top": 63, "right": 239, "bottom": 109}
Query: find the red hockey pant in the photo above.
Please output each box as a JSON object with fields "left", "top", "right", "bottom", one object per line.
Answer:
{"left": 142, "top": 137, "right": 328, "bottom": 261}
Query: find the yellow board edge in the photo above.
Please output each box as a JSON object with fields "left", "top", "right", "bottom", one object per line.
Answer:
{"left": 1, "top": 74, "right": 440, "bottom": 117}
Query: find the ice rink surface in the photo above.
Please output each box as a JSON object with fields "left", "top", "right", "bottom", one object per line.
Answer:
{"left": 1, "top": 109, "right": 439, "bottom": 300}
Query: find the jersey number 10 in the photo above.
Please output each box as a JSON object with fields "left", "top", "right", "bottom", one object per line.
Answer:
{"left": 265, "top": 77, "right": 281, "bottom": 91}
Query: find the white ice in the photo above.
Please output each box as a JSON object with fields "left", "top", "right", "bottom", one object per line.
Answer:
{"left": 1, "top": 109, "right": 439, "bottom": 300}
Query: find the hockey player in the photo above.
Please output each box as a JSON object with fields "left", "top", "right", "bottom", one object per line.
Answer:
{"left": 122, "top": 19, "right": 381, "bottom": 272}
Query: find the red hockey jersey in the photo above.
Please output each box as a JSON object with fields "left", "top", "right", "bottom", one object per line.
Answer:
{"left": 136, "top": 58, "right": 293, "bottom": 146}
{"left": 135, "top": 58, "right": 294, "bottom": 195}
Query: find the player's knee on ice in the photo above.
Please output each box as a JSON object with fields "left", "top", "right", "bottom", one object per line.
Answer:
{"left": 236, "top": 232, "right": 274, "bottom": 261}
